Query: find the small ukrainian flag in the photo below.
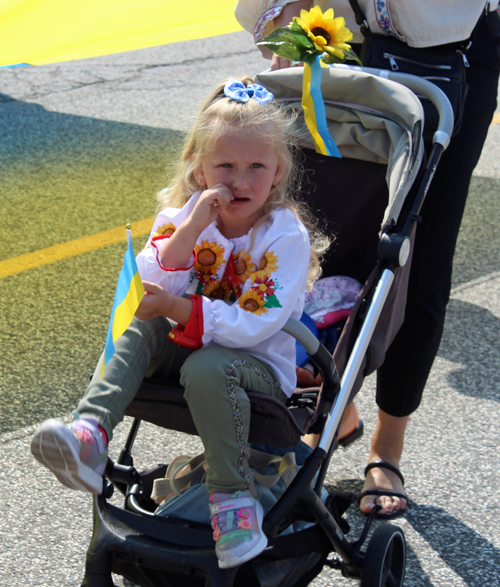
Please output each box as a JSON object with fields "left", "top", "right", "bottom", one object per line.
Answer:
{"left": 101, "top": 225, "right": 145, "bottom": 377}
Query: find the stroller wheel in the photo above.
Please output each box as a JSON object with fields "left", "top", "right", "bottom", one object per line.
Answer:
{"left": 361, "top": 524, "right": 406, "bottom": 587}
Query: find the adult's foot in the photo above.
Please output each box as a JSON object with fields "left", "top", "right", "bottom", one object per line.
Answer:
{"left": 359, "top": 460, "right": 407, "bottom": 517}
{"left": 302, "top": 401, "right": 361, "bottom": 449}
{"left": 338, "top": 401, "right": 360, "bottom": 441}
{"left": 359, "top": 410, "right": 409, "bottom": 517}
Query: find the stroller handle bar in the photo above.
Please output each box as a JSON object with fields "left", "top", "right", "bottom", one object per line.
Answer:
{"left": 333, "top": 64, "right": 455, "bottom": 149}
{"left": 368, "top": 68, "right": 454, "bottom": 149}
{"left": 282, "top": 316, "right": 320, "bottom": 356}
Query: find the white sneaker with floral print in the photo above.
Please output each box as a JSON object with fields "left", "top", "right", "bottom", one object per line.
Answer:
{"left": 209, "top": 490, "right": 268, "bottom": 568}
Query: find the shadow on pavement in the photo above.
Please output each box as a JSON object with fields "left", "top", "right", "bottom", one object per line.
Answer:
{"left": 407, "top": 504, "right": 500, "bottom": 587}
{"left": 0, "top": 93, "right": 184, "bottom": 259}
{"left": 439, "top": 299, "right": 500, "bottom": 403}
{"left": 452, "top": 175, "right": 500, "bottom": 288}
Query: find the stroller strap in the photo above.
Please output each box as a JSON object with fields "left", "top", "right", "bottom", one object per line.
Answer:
{"left": 151, "top": 448, "right": 297, "bottom": 506}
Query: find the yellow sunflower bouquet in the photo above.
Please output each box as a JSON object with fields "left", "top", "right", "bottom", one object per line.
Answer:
{"left": 257, "top": 6, "right": 360, "bottom": 66}
{"left": 257, "top": 6, "right": 360, "bottom": 157}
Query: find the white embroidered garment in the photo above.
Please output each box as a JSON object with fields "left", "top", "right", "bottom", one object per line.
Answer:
{"left": 136, "top": 192, "right": 310, "bottom": 397}
{"left": 235, "top": 0, "right": 498, "bottom": 49}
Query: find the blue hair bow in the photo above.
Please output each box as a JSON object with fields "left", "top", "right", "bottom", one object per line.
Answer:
{"left": 224, "top": 80, "right": 274, "bottom": 104}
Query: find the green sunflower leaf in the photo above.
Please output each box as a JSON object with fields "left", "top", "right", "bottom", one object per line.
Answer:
{"left": 263, "top": 294, "right": 282, "bottom": 309}
{"left": 257, "top": 25, "right": 319, "bottom": 62}
{"left": 256, "top": 39, "right": 304, "bottom": 63}
{"left": 342, "top": 47, "right": 362, "bottom": 64}
{"left": 261, "top": 25, "right": 311, "bottom": 46}
{"left": 289, "top": 21, "right": 315, "bottom": 47}
{"left": 320, "top": 47, "right": 361, "bottom": 65}
{"left": 320, "top": 53, "right": 344, "bottom": 65}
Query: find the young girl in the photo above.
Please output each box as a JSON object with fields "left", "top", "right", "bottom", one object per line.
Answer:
{"left": 31, "top": 77, "right": 329, "bottom": 569}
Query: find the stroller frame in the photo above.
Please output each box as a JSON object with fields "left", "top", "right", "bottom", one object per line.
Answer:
{"left": 81, "top": 65, "right": 454, "bottom": 587}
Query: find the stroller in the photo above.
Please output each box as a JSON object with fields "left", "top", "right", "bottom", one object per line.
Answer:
{"left": 81, "top": 64, "right": 453, "bottom": 587}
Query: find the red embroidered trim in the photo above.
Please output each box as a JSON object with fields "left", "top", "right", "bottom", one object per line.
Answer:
{"left": 168, "top": 295, "right": 204, "bottom": 350}
{"left": 151, "top": 235, "right": 197, "bottom": 272}
{"left": 222, "top": 254, "right": 241, "bottom": 296}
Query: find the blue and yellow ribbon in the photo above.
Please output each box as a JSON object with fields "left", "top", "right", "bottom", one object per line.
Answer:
{"left": 302, "top": 56, "right": 341, "bottom": 158}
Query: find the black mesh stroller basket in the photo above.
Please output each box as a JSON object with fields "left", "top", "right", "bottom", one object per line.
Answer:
{"left": 82, "top": 65, "right": 454, "bottom": 587}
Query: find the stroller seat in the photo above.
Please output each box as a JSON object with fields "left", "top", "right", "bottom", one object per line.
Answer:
{"left": 126, "top": 380, "right": 316, "bottom": 448}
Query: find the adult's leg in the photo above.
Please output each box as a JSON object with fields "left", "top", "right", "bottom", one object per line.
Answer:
{"left": 361, "top": 18, "right": 500, "bottom": 515}
{"left": 180, "top": 346, "right": 286, "bottom": 494}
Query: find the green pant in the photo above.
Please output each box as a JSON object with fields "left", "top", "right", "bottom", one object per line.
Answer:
{"left": 77, "top": 316, "right": 286, "bottom": 494}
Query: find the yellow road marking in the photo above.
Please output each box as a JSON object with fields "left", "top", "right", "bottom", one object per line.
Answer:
{"left": 492, "top": 113, "right": 500, "bottom": 125}
{"left": 0, "top": 217, "right": 155, "bottom": 279}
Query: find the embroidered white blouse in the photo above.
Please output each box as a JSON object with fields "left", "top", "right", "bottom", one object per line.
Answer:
{"left": 136, "top": 192, "right": 311, "bottom": 397}
{"left": 235, "top": 0, "right": 499, "bottom": 49}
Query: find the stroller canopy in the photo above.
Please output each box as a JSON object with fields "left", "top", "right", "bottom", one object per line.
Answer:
{"left": 255, "top": 66, "right": 425, "bottom": 232}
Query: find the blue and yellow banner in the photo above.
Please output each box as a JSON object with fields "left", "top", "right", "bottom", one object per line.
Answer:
{"left": 101, "top": 228, "right": 144, "bottom": 377}
{"left": 302, "top": 57, "right": 341, "bottom": 158}
{"left": 0, "top": 0, "right": 242, "bottom": 67}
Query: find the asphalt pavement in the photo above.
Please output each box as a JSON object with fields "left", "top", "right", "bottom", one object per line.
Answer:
{"left": 0, "top": 30, "right": 499, "bottom": 587}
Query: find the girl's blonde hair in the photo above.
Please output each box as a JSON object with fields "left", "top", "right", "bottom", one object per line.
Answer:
{"left": 157, "top": 76, "right": 330, "bottom": 286}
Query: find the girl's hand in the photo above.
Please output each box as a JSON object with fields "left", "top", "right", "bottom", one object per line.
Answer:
{"left": 190, "top": 183, "right": 233, "bottom": 231}
{"left": 135, "top": 281, "right": 193, "bottom": 325}
{"left": 135, "top": 281, "right": 171, "bottom": 321}
{"left": 157, "top": 184, "right": 232, "bottom": 270}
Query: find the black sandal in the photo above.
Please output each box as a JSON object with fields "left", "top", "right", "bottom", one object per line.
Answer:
{"left": 359, "top": 461, "right": 407, "bottom": 520}
{"left": 334, "top": 419, "right": 364, "bottom": 450}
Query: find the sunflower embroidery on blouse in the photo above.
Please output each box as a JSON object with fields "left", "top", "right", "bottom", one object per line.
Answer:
{"left": 142, "top": 222, "right": 176, "bottom": 250}
{"left": 238, "top": 250, "right": 283, "bottom": 315}
{"left": 153, "top": 222, "right": 176, "bottom": 237}
{"left": 194, "top": 241, "right": 225, "bottom": 275}
{"left": 203, "top": 278, "right": 233, "bottom": 301}
{"left": 215, "top": 249, "right": 256, "bottom": 302}
{"left": 194, "top": 271, "right": 218, "bottom": 294}
{"left": 192, "top": 241, "right": 226, "bottom": 295}
{"left": 218, "top": 277, "right": 241, "bottom": 302}
{"left": 254, "top": 250, "right": 279, "bottom": 279}
{"left": 238, "top": 289, "right": 269, "bottom": 316}
{"left": 232, "top": 250, "right": 256, "bottom": 283}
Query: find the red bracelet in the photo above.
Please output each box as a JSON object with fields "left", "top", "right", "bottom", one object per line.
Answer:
{"left": 168, "top": 294, "right": 204, "bottom": 350}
